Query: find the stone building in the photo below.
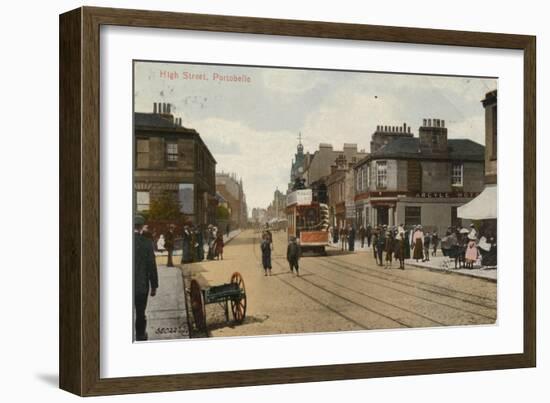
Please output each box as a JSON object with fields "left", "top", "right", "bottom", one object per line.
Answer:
{"left": 216, "top": 172, "right": 248, "bottom": 228}
{"left": 267, "top": 188, "right": 287, "bottom": 220}
{"left": 134, "top": 102, "right": 217, "bottom": 226}
{"left": 354, "top": 118, "right": 485, "bottom": 235}
{"left": 301, "top": 143, "right": 367, "bottom": 186}
{"left": 458, "top": 90, "right": 497, "bottom": 234}
{"left": 326, "top": 154, "right": 356, "bottom": 228}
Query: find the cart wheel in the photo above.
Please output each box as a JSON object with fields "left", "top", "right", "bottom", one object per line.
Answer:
{"left": 230, "top": 272, "right": 247, "bottom": 323}
{"left": 190, "top": 279, "right": 206, "bottom": 331}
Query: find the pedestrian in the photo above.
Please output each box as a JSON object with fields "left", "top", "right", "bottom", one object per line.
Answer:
{"left": 340, "top": 225, "right": 348, "bottom": 251}
{"left": 260, "top": 232, "right": 272, "bottom": 276}
{"left": 384, "top": 230, "right": 394, "bottom": 268}
{"left": 181, "top": 225, "right": 192, "bottom": 264}
{"left": 403, "top": 227, "right": 411, "bottom": 259}
{"left": 359, "top": 225, "right": 366, "bottom": 248}
{"left": 376, "top": 227, "right": 386, "bottom": 266}
{"left": 134, "top": 215, "right": 158, "bottom": 341}
{"left": 348, "top": 225, "right": 356, "bottom": 252}
{"left": 366, "top": 224, "right": 372, "bottom": 247}
{"left": 432, "top": 231, "right": 439, "bottom": 256}
{"left": 195, "top": 226, "right": 204, "bottom": 261}
{"left": 267, "top": 229, "right": 273, "bottom": 250}
{"left": 372, "top": 229, "right": 379, "bottom": 263}
{"left": 333, "top": 225, "right": 339, "bottom": 244}
{"left": 156, "top": 234, "right": 166, "bottom": 252}
{"left": 468, "top": 223, "right": 478, "bottom": 240}
{"left": 206, "top": 225, "right": 215, "bottom": 260}
{"left": 287, "top": 236, "right": 301, "bottom": 276}
{"left": 465, "top": 233, "right": 479, "bottom": 269}
{"left": 214, "top": 232, "right": 225, "bottom": 260}
{"left": 141, "top": 224, "right": 153, "bottom": 241}
{"left": 394, "top": 231, "right": 406, "bottom": 270}
{"left": 412, "top": 225, "right": 424, "bottom": 262}
{"left": 423, "top": 231, "right": 431, "bottom": 262}
{"left": 165, "top": 224, "right": 175, "bottom": 267}
{"left": 226, "top": 223, "right": 230, "bottom": 237}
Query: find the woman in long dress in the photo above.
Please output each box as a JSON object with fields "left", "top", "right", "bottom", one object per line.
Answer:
{"left": 465, "top": 234, "right": 479, "bottom": 269}
{"left": 412, "top": 226, "right": 424, "bottom": 262}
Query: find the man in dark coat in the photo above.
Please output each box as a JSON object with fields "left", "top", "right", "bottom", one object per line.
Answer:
{"left": 366, "top": 224, "right": 372, "bottom": 247}
{"left": 181, "top": 225, "right": 192, "bottom": 263}
{"left": 376, "top": 227, "right": 386, "bottom": 266}
{"left": 134, "top": 215, "right": 159, "bottom": 341}
{"left": 287, "top": 236, "right": 302, "bottom": 276}
{"left": 348, "top": 225, "right": 356, "bottom": 252}
{"left": 358, "top": 225, "right": 366, "bottom": 248}
{"left": 164, "top": 224, "right": 175, "bottom": 267}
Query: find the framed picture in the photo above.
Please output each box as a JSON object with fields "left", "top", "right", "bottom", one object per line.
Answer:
{"left": 59, "top": 6, "right": 536, "bottom": 396}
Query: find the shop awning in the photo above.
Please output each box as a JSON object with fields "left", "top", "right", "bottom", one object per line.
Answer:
{"left": 457, "top": 185, "right": 497, "bottom": 220}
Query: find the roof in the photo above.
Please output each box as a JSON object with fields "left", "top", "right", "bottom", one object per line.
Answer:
{"left": 367, "top": 137, "right": 484, "bottom": 162}
{"left": 134, "top": 112, "right": 179, "bottom": 128}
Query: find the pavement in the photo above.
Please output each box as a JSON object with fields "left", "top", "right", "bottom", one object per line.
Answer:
{"left": 144, "top": 228, "right": 242, "bottom": 341}
{"left": 143, "top": 264, "right": 190, "bottom": 341}
{"left": 330, "top": 239, "right": 497, "bottom": 282}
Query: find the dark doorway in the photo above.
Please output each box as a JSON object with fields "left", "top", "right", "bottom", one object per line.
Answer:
{"left": 376, "top": 206, "right": 389, "bottom": 226}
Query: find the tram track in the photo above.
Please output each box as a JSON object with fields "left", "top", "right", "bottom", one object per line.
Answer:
{"left": 323, "top": 255, "right": 497, "bottom": 310}
{"left": 309, "top": 259, "right": 495, "bottom": 322}
{"left": 252, "top": 233, "right": 495, "bottom": 332}
{"left": 252, "top": 235, "right": 375, "bottom": 330}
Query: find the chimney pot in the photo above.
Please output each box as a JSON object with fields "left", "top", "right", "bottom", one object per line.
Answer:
{"left": 153, "top": 102, "right": 157, "bottom": 114}
{"left": 441, "top": 119, "right": 445, "bottom": 127}
{"left": 423, "top": 119, "right": 427, "bottom": 126}
{"left": 408, "top": 127, "right": 411, "bottom": 133}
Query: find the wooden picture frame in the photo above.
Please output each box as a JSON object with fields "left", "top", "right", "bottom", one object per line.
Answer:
{"left": 59, "top": 6, "right": 536, "bottom": 396}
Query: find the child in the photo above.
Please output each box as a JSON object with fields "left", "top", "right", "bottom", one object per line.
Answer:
{"left": 214, "top": 233, "right": 224, "bottom": 260}
{"left": 260, "top": 232, "right": 272, "bottom": 276}
{"left": 465, "top": 235, "right": 479, "bottom": 269}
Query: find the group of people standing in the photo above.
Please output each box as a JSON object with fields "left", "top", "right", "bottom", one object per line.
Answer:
{"left": 371, "top": 225, "right": 409, "bottom": 270}
{"left": 159, "top": 223, "right": 227, "bottom": 267}
{"left": 440, "top": 224, "right": 496, "bottom": 269}
{"left": 330, "top": 225, "right": 358, "bottom": 252}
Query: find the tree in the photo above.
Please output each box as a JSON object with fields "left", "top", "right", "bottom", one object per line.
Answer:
{"left": 148, "top": 191, "right": 183, "bottom": 221}
{"left": 216, "top": 205, "right": 230, "bottom": 220}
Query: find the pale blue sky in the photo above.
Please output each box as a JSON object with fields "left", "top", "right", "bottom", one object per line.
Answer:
{"left": 134, "top": 61, "right": 496, "bottom": 209}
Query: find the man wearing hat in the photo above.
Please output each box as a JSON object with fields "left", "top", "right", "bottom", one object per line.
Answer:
{"left": 134, "top": 215, "right": 159, "bottom": 341}
{"left": 287, "top": 236, "right": 301, "bottom": 276}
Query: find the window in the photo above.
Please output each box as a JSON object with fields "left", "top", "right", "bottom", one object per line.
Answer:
{"left": 356, "top": 169, "right": 361, "bottom": 192}
{"left": 451, "top": 163, "right": 463, "bottom": 187}
{"left": 405, "top": 206, "right": 421, "bottom": 226}
{"left": 178, "top": 184, "right": 194, "bottom": 214}
{"left": 136, "top": 139, "right": 149, "bottom": 169}
{"left": 166, "top": 141, "right": 178, "bottom": 168}
{"left": 376, "top": 161, "right": 387, "bottom": 189}
{"left": 365, "top": 166, "right": 370, "bottom": 189}
{"left": 136, "top": 191, "right": 150, "bottom": 212}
